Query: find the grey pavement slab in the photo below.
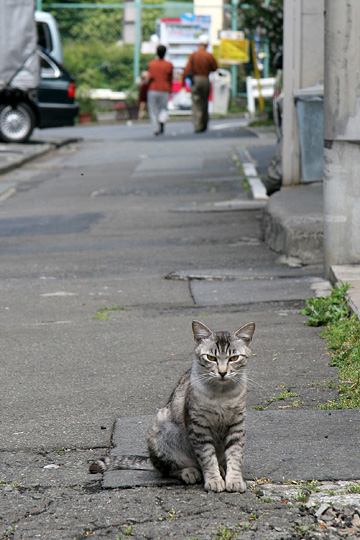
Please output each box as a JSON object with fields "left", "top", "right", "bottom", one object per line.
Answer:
{"left": 190, "top": 276, "right": 323, "bottom": 305}
{"left": 0, "top": 304, "right": 337, "bottom": 451}
{"left": 262, "top": 183, "right": 324, "bottom": 264}
{"left": 103, "top": 411, "right": 360, "bottom": 487}
{"left": 135, "top": 155, "right": 203, "bottom": 172}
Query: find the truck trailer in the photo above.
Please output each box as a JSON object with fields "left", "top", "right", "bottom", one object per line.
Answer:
{"left": 0, "top": 1, "right": 78, "bottom": 143}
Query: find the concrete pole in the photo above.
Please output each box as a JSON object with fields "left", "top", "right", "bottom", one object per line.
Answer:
{"left": 282, "top": 0, "right": 325, "bottom": 186}
{"left": 281, "top": 0, "right": 301, "bottom": 185}
{"left": 323, "top": 0, "right": 360, "bottom": 272}
{"left": 133, "top": 0, "right": 142, "bottom": 85}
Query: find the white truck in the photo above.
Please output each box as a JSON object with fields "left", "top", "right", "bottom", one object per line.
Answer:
{"left": 0, "top": 1, "right": 77, "bottom": 143}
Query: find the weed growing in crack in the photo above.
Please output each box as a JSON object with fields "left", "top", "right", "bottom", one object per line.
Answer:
{"left": 293, "top": 489, "right": 311, "bottom": 503}
{"left": 214, "top": 526, "right": 236, "bottom": 540}
{"left": 323, "top": 489, "right": 337, "bottom": 496}
{"left": 293, "top": 522, "right": 316, "bottom": 538}
{"left": 93, "top": 305, "right": 126, "bottom": 321}
{"left": 167, "top": 508, "right": 177, "bottom": 521}
{"left": 272, "top": 388, "right": 298, "bottom": 401}
{"left": 254, "top": 404, "right": 266, "bottom": 411}
{"left": 122, "top": 524, "right": 134, "bottom": 536}
{"left": 254, "top": 385, "right": 299, "bottom": 410}
{"left": 346, "top": 483, "right": 360, "bottom": 494}
{"left": 301, "top": 283, "right": 350, "bottom": 326}
{"left": 3, "top": 525, "right": 16, "bottom": 538}
{"left": 304, "top": 480, "right": 320, "bottom": 492}
{"left": 259, "top": 496, "right": 275, "bottom": 503}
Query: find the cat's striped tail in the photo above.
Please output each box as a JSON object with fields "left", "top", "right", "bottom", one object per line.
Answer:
{"left": 89, "top": 455, "right": 154, "bottom": 474}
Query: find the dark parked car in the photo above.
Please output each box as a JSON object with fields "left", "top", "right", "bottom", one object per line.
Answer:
{"left": 0, "top": 49, "right": 78, "bottom": 143}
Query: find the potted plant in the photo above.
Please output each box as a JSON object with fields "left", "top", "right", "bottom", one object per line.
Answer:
{"left": 77, "top": 90, "right": 97, "bottom": 123}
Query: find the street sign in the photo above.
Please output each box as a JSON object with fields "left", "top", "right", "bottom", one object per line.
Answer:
{"left": 219, "top": 39, "right": 249, "bottom": 64}
{"left": 219, "top": 31, "right": 249, "bottom": 64}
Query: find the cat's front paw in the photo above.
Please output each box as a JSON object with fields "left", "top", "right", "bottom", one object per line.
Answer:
{"left": 225, "top": 476, "right": 247, "bottom": 493}
{"left": 204, "top": 476, "right": 226, "bottom": 493}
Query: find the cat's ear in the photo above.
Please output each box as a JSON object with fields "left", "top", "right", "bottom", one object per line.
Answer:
{"left": 233, "top": 322, "right": 255, "bottom": 344}
{"left": 192, "top": 320, "right": 213, "bottom": 342}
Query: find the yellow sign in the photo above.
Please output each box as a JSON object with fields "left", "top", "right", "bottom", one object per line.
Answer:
{"left": 219, "top": 38, "right": 249, "bottom": 65}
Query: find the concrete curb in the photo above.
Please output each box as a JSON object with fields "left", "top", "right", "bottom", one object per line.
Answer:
{"left": 261, "top": 184, "right": 324, "bottom": 265}
{"left": 0, "top": 137, "right": 81, "bottom": 176}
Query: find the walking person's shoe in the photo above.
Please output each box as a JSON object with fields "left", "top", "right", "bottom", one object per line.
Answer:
{"left": 154, "top": 122, "right": 165, "bottom": 136}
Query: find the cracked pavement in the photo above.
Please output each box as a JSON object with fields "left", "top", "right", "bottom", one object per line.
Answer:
{"left": 0, "top": 120, "right": 359, "bottom": 539}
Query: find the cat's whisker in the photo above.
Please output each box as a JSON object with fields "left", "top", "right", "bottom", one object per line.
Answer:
{"left": 243, "top": 376, "right": 267, "bottom": 391}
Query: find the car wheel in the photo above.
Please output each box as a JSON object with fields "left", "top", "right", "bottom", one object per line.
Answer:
{"left": 0, "top": 102, "right": 35, "bottom": 143}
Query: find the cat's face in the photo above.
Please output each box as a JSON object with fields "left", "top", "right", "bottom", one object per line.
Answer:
{"left": 192, "top": 320, "right": 255, "bottom": 385}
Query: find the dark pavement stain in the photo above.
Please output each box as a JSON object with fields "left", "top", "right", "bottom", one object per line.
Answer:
{"left": 0, "top": 212, "right": 103, "bottom": 236}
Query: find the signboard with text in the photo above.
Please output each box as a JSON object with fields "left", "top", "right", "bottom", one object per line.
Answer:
{"left": 218, "top": 30, "right": 249, "bottom": 65}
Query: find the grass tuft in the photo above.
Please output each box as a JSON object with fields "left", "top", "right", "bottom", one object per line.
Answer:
{"left": 301, "top": 283, "right": 360, "bottom": 409}
{"left": 301, "top": 283, "right": 350, "bottom": 326}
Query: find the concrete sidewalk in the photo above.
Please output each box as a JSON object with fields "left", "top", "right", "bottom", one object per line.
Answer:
{"left": 244, "top": 145, "right": 360, "bottom": 320}
{"left": 0, "top": 137, "right": 80, "bottom": 174}
{"left": 0, "top": 120, "right": 359, "bottom": 539}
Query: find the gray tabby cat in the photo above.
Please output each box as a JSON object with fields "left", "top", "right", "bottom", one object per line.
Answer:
{"left": 147, "top": 320, "right": 255, "bottom": 493}
{"left": 89, "top": 320, "right": 255, "bottom": 493}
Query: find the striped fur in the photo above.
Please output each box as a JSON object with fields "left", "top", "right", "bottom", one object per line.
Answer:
{"left": 147, "top": 320, "right": 255, "bottom": 493}
{"left": 89, "top": 455, "right": 153, "bottom": 474}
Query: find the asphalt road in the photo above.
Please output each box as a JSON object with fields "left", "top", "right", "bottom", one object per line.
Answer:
{"left": 0, "top": 119, "right": 357, "bottom": 539}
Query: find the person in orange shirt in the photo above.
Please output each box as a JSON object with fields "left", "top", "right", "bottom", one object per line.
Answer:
{"left": 183, "top": 34, "right": 217, "bottom": 133}
{"left": 147, "top": 45, "right": 173, "bottom": 135}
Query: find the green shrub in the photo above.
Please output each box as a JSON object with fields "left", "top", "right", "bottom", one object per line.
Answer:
{"left": 301, "top": 283, "right": 350, "bottom": 326}
{"left": 64, "top": 41, "right": 151, "bottom": 92}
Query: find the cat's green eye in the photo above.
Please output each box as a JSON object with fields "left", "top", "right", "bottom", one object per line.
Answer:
{"left": 229, "top": 355, "right": 240, "bottom": 362}
{"left": 206, "top": 354, "right": 217, "bottom": 362}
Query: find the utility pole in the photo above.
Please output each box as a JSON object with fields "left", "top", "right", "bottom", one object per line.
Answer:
{"left": 231, "top": 0, "right": 238, "bottom": 98}
{"left": 323, "top": 0, "right": 360, "bottom": 272}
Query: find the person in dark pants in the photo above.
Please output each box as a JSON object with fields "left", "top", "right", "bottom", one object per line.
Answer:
{"left": 182, "top": 34, "right": 218, "bottom": 133}
{"left": 138, "top": 70, "right": 149, "bottom": 120}
{"left": 147, "top": 45, "right": 173, "bottom": 135}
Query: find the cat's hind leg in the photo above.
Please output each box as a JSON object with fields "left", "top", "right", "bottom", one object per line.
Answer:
{"left": 147, "top": 407, "right": 201, "bottom": 483}
{"left": 171, "top": 467, "right": 202, "bottom": 485}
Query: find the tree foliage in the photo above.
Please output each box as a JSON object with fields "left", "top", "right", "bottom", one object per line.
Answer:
{"left": 42, "top": 0, "right": 164, "bottom": 90}
{"left": 42, "top": 0, "right": 163, "bottom": 43}
{"left": 240, "top": 0, "right": 283, "bottom": 66}
{"left": 64, "top": 40, "right": 151, "bottom": 92}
